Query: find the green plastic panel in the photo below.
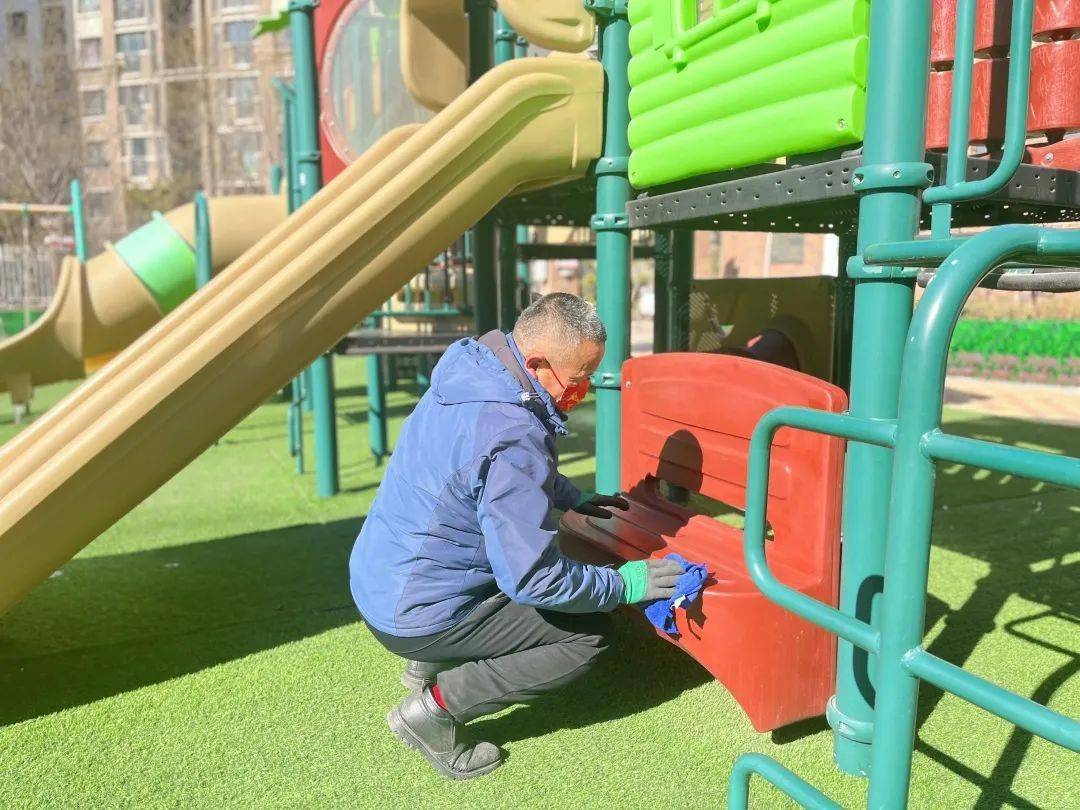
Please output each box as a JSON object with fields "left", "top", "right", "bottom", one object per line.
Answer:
{"left": 113, "top": 213, "right": 197, "bottom": 314}
{"left": 627, "top": 0, "right": 870, "bottom": 188}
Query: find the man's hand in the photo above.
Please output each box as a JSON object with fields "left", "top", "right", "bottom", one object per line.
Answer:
{"left": 617, "top": 557, "right": 684, "bottom": 604}
{"left": 573, "top": 491, "right": 630, "bottom": 520}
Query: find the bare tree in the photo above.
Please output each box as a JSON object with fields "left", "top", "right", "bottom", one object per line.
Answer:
{"left": 0, "top": 55, "right": 82, "bottom": 244}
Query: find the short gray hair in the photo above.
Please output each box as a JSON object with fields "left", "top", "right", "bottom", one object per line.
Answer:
{"left": 512, "top": 293, "right": 607, "bottom": 352}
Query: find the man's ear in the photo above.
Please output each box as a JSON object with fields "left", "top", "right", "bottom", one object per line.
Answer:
{"left": 524, "top": 355, "right": 543, "bottom": 375}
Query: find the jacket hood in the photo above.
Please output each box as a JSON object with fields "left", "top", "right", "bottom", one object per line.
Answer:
{"left": 432, "top": 336, "right": 568, "bottom": 434}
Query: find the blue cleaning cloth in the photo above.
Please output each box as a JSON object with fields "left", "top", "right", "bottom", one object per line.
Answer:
{"left": 642, "top": 553, "right": 708, "bottom": 636}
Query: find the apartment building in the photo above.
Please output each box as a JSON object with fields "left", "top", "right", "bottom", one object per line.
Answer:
{"left": 72, "top": 0, "right": 292, "bottom": 247}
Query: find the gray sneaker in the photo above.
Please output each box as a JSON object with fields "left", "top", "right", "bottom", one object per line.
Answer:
{"left": 387, "top": 688, "right": 503, "bottom": 780}
{"left": 400, "top": 660, "right": 447, "bottom": 692}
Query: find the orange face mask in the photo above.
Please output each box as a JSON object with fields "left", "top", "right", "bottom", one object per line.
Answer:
{"left": 548, "top": 365, "right": 590, "bottom": 412}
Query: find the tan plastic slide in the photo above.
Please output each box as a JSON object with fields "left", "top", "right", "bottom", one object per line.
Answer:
{"left": 0, "top": 196, "right": 287, "bottom": 402}
{"left": 0, "top": 57, "right": 603, "bottom": 616}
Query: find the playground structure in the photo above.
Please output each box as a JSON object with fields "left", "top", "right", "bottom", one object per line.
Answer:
{"left": 0, "top": 194, "right": 285, "bottom": 404}
{"left": 0, "top": 0, "right": 1075, "bottom": 806}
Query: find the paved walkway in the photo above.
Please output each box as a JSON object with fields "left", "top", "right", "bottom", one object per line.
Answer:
{"left": 944, "top": 376, "right": 1080, "bottom": 427}
{"left": 630, "top": 320, "right": 1080, "bottom": 427}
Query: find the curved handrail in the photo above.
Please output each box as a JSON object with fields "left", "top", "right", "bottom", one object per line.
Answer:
{"left": 742, "top": 406, "right": 895, "bottom": 655}
{"left": 728, "top": 754, "right": 839, "bottom": 810}
{"left": 923, "top": 0, "right": 1036, "bottom": 206}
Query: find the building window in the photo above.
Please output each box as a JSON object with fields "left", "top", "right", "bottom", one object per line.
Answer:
{"left": 79, "top": 37, "right": 102, "bottom": 67}
{"left": 221, "top": 0, "right": 256, "bottom": 8}
{"left": 43, "top": 6, "right": 67, "bottom": 47}
{"left": 116, "top": 0, "right": 148, "bottom": 21}
{"left": 770, "top": 234, "right": 805, "bottom": 264}
{"left": 78, "top": 0, "right": 101, "bottom": 13}
{"left": 8, "top": 11, "right": 28, "bottom": 38}
{"left": 119, "top": 84, "right": 151, "bottom": 126}
{"left": 226, "top": 76, "right": 259, "bottom": 120}
{"left": 85, "top": 141, "right": 109, "bottom": 168}
{"left": 224, "top": 132, "right": 262, "bottom": 181}
{"left": 116, "top": 31, "right": 150, "bottom": 72}
{"left": 81, "top": 88, "right": 106, "bottom": 116}
{"left": 225, "top": 21, "right": 255, "bottom": 66}
{"left": 126, "top": 137, "right": 151, "bottom": 177}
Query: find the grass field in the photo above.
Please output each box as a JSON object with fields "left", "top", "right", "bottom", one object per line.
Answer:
{"left": 0, "top": 357, "right": 1077, "bottom": 808}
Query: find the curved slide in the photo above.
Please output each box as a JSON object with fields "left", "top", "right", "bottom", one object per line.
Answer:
{"left": 0, "top": 195, "right": 287, "bottom": 404}
{"left": 0, "top": 57, "right": 603, "bottom": 615}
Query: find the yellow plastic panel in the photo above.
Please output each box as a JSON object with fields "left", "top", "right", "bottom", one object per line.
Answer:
{"left": 499, "top": 0, "right": 595, "bottom": 52}
{"left": 401, "top": 0, "right": 468, "bottom": 111}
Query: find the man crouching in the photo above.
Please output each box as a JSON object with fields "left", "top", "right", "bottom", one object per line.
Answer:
{"left": 349, "top": 293, "right": 681, "bottom": 779}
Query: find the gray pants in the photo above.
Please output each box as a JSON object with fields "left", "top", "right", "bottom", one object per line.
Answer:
{"left": 369, "top": 593, "right": 610, "bottom": 723}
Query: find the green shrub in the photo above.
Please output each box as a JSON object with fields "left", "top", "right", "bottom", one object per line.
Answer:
{"left": 950, "top": 319, "right": 1079, "bottom": 361}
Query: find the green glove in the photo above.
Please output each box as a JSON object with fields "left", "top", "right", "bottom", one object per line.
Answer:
{"left": 617, "top": 558, "right": 684, "bottom": 604}
{"left": 617, "top": 560, "right": 649, "bottom": 604}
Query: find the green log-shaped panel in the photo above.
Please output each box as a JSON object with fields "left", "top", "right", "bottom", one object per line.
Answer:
{"left": 626, "top": 0, "right": 870, "bottom": 187}
{"left": 630, "top": 1, "right": 867, "bottom": 117}
{"left": 629, "top": 0, "right": 866, "bottom": 85}
{"left": 628, "top": 85, "right": 866, "bottom": 188}
{"left": 630, "top": 38, "right": 866, "bottom": 146}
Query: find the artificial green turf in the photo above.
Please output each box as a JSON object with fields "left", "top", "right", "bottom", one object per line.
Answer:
{"left": 0, "top": 357, "right": 1077, "bottom": 808}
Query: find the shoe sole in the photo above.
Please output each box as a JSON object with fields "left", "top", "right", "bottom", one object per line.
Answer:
{"left": 386, "top": 708, "right": 502, "bottom": 781}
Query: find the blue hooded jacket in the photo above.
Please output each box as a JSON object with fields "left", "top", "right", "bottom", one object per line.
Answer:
{"left": 349, "top": 332, "right": 625, "bottom": 637}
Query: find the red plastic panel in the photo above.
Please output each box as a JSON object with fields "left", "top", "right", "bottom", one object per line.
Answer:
{"left": 1025, "top": 134, "right": 1080, "bottom": 169}
{"left": 926, "top": 58, "right": 1010, "bottom": 149}
{"left": 1029, "top": 40, "right": 1080, "bottom": 134}
{"left": 314, "top": 0, "right": 352, "bottom": 183}
{"left": 560, "top": 354, "right": 847, "bottom": 731}
{"left": 931, "top": 0, "right": 1013, "bottom": 66}
{"left": 1034, "top": 0, "right": 1080, "bottom": 39}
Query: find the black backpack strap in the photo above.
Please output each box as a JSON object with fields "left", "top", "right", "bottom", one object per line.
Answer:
{"left": 479, "top": 330, "right": 538, "bottom": 397}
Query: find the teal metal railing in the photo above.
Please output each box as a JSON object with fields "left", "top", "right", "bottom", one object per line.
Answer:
{"left": 863, "top": 226, "right": 1080, "bottom": 806}
{"left": 733, "top": 228, "right": 1080, "bottom": 809}
{"left": 728, "top": 754, "right": 840, "bottom": 810}
{"left": 925, "top": 0, "right": 1035, "bottom": 237}
{"left": 725, "top": 0, "right": 1080, "bottom": 805}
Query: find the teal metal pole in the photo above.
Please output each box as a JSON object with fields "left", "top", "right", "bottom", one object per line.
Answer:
{"left": 652, "top": 231, "right": 671, "bottom": 354}
{"left": 514, "top": 5, "right": 531, "bottom": 323}
{"left": 494, "top": 10, "right": 519, "bottom": 328}
{"left": 497, "top": 227, "right": 518, "bottom": 328}
{"left": 194, "top": 191, "right": 212, "bottom": 289}
{"left": 832, "top": 235, "right": 857, "bottom": 390}
{"left": 366, "top": 352, "right": 387, "bottom": 462}
{"left": 831, "top": 0, "right": 933, "bottom": 777}
{"left": 269, "top": 163, "right": 284, "bottom": 195}
{"left": 864, "top": 226, "right": 1075, "bottom": 806}
{"left": 289, "top": 0, "right": 338, "bottom": 497}
{"left": 415, "top": 354, "right": 432, "bottom": 396}
{"left": 468, "top": 0, "right": 498, "bottom": 334}
{"left": 70, "top": 179, "right": 88, "bottom": 262}
{"left": 590, "top": 0, "right": 632, "bottom": 496}
{"left": 515, "top": 225, "right": 530, "bottom": 310}
{"left": 290, "top": 377, "right": 305, "bottom": 473}
{"left": 670, "top": 230, "right": 693, "bottom": 351}
{"left": 513, "top": 34, "right": 531, "bottom": 311}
